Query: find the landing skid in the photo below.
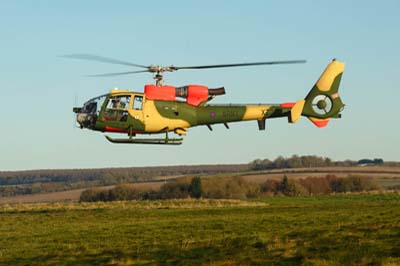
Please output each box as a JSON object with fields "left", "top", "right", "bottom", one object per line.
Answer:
{"left": 105, "top": 135, "right": 183, "bottom": 145}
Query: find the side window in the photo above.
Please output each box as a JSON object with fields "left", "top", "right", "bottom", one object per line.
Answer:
{"left": 106, "top": 95, "right": 131, "bottom": 110}
{"left": 103, "top": 95, "right": 131, "bottom": 122}
{"left": 133, "top": 96, "right": 143, "bottom": 110}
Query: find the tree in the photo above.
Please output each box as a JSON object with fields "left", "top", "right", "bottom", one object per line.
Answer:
{"left": 274, "top": 156, "right": 287, "bottom": 168}
{"left": 287, "top": 155, "right": 302, "bottom": 168}
{"left": 260, "top": 179, "right": 281, "bottom": 195}
{"left": 189, "top": 177, "right": 203, "bottom": 199}
{"left": 281, "top": 175, "right": 289, "bottom": 192}
{"left": 159, "top": 181, "right": 190, "bottom": 199}
{"left": 280, "top": 175, "right": 306, "bottom": 196}
{"left": 299, "top": 177, "right": 331, "bottom": 195}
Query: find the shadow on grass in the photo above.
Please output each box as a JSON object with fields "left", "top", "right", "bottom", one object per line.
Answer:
{"left": 5, "top": 251, "right": 124, "bottom": 266}
{"left": 2, "top": 242, "right": 306, "bottom": 266}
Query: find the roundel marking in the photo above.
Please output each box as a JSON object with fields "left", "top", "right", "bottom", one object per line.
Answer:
{"left": 311, "top": 95, "right": 332, "bottom": 115}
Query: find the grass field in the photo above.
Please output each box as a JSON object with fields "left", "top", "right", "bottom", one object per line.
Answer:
{"left": 0, "top": 194, "right": 399, "bottom": 266}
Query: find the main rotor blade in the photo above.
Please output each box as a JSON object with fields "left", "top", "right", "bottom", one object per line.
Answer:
{"left": 87, "top": 70, "right": 150, "bottom": 77}
{"left": 62, "top": 54, "right": 148, "bottom": 68}
{"left": 174, "top": 60, "right": 306, "bottom": 70}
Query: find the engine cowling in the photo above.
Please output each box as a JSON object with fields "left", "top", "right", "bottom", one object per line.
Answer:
{"left": 144, "top": 84, "right": 225, "bottom": 106}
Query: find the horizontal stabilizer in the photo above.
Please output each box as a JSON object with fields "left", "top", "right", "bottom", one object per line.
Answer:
{"left": 289, "top": 100, "right": 305, "bottom": 123}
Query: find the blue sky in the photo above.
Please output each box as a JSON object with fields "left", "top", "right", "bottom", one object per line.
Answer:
{"left": 0, "top": 1, "right": 399, "bottom": 170}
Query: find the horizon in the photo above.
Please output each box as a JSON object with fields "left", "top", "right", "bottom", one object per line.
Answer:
{"left": 1, "top": 154, "right": 395, "bottom": 173}
{"left": 1, "top": 1, "right": 399, "bottom": 170}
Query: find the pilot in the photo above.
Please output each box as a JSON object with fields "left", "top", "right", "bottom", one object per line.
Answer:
{"left": 112, "top": 99, "right": 118, "bottom": 108}
{"left": 112, "top": 98, "right": 125, "bottom": 109}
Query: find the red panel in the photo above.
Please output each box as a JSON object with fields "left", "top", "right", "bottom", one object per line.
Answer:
{"left": 280, "top": 102, "right": 296, "bottom": 108}
{"left": 105, "top": 126, "right": 128, "bottom": 133}
{"left": 186, "top": 85, "right": 209, "bottom": 106}
{"left": 105, "top": 126, "right": 143, "bottom": 134}
{"left": 310, "top": 119, "right": 330, "bottom": 128}
{"left": 144, "top": 84, "right": 176, "bottom": 101}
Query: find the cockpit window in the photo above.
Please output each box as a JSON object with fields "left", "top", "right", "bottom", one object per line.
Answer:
{"left": 103, "top": 95, "right": 131, "bottom": 122}
{"left": 133, "top": 96, "right": 143, "bottom": 110}
{"left": 83, "top": 94, "right": 107, "bottom": 115}
{"left": 106, "top": 95, "right": 131, "bottom": 110}
{"left": 83, "top": 102, "right": 97, "bottom": 113}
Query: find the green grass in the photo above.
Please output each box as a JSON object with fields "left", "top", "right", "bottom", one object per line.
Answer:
{"left": 0, "top": 195, "right": 399, "bottom": 266}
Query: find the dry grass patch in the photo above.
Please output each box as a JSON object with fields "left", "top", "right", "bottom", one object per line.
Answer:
{"left": 0, "top": 199, "right": 267, "bottom": 213}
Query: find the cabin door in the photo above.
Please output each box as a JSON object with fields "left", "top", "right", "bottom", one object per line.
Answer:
{"left": 128, "top": 95, "right": 145, "bottom": 131}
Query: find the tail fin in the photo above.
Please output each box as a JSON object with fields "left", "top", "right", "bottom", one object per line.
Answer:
{"left": 302, "top": 59, "right": 345, "bottom": 127}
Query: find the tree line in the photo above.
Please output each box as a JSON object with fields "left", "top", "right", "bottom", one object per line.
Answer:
{"left": 80, "top": 174, "right": 382, "bottom": 202}
{"left": 249, "top": 155, "right": 358, "bottom": 170}
{"left": 0, "top": 164, "right": 247, "bottom": 186}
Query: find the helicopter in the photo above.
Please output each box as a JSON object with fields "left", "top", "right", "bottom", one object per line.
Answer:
{"left": 67, "top": 54, "right": 345, "bottom": 145}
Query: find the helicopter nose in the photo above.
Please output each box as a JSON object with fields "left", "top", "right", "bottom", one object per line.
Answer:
{"left": 76, "top": 114, "right": 83, "bottom": 128}
{"left": 76, "top": 113, "right": 89, "bottom": 128}
{"left": 73, "top": 107, "right": 83, "bottom": 128}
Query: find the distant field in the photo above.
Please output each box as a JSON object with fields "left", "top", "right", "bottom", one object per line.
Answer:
{"left": 213, "top": 166, "right": 400, "bottom": 190}
{"left": 0, "top": 194, "right": 399, "bottom": 265}
{"left": 240, "top": 166, "right": 400, "bottom": 182}
{"left": 241, "top": 172, "right": 400, "bottom": 184}
{"left": 376, "top": 177, "right": 400, "bottom": 188}
{"left": 0, "top": 182, "right": 164, "bottom": 204}
{"left": 0, "top": 188, "right": 87, "bottom": 204}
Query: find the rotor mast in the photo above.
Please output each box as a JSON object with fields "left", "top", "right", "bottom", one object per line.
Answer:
{"left": 154, "top": 73, "right": 164, "bottom": 86}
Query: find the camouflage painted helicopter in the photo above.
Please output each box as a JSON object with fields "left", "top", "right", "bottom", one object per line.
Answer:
{"left": 68, "top": 54, "right": 345, "bottom": 145}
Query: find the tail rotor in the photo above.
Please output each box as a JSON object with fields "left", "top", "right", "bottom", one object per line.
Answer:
{"left": 72, "top": 93, "right": 80, "bottom": 130}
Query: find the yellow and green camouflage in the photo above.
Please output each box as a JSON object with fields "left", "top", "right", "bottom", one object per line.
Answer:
{"left": 74, "top": 60, "right": 345, "bottom": 144}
